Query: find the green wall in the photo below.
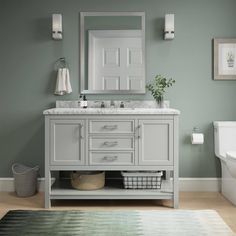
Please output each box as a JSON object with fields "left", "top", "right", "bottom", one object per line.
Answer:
{"left": 0, "top": 0, "right": 236, "bottom": 177}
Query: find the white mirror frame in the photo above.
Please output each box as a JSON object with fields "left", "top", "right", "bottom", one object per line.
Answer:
{"left": 80, "top": 12, "right": 146, "bottom": 94}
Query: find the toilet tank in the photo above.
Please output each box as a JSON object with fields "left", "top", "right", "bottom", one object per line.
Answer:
{"left": 214, "top": 121, "right": 236, "bottom": 158}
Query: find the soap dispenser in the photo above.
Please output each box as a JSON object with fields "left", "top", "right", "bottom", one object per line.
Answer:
{"left": 79, "top": 95, "right": 83, "bottom": 108}
{"left": 83, "top": 95, "right": 87, "bottom": 108}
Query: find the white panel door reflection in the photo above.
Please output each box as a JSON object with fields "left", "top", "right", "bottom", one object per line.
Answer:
{"left": 88, "top": 30, "right": 144, "bottom": 91}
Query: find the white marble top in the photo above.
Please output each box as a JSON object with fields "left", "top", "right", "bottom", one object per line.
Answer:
{"left": 56, "top": 100, "right": 171, "bottom": 109}
{"left": 43, "top": 107, "right": 180, "bottom": 115}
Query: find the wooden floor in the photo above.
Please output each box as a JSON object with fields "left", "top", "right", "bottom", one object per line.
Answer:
{"left": 0, "top": 192, "right": 236, "bottom": 233}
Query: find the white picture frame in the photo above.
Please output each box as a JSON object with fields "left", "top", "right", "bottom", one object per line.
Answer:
{"left": 214, "top": 38, "right": 236, "bottom": 80}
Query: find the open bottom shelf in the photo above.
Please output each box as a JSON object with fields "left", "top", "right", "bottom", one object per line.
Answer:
{"left": 50, "top": 179, "right": 173, "bottom": 200}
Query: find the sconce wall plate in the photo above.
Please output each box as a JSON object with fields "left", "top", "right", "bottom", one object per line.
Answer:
{"left": 52, "top": 14, "right": 62, "bottom": 40}
{"left": 164, "top": 14, "right": 174, "bottom": 40}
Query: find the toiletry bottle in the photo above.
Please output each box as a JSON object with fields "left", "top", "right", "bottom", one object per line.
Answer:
{"left": 79, "top": 95, "right": 84, "bottom": 108}
{"left": 83, "top": 95, "right": 87, "bottom": 108}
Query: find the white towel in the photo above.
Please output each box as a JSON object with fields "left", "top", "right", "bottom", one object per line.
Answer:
{"left": 54, "top": 68, "right": 72, "bottom": 95}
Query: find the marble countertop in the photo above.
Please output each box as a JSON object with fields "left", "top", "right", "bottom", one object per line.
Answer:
{"left": 43, "top": 107, "right": 180, "bottom": 115}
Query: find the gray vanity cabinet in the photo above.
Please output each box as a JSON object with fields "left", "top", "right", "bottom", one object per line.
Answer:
{"left": 138, "top": 119, "right": 173, "bottom": 165}
{"left": 50, "top": 119, "right": 85, "bottom": 165}
{"left": 44, "top": 111, "right": 179, "bottom": 209}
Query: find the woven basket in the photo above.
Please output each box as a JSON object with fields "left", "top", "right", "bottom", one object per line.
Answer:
{"left": 71, "top": 171, "right": 105, "bottom": 190}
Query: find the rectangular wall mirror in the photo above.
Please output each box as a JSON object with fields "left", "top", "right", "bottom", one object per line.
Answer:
{"left": 80, "top": 12, "right": 146, "bottom": 94}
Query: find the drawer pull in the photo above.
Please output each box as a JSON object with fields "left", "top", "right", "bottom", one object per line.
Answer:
{"left": 103, "top": 141, "right": 118, "bottom": 147}
{"left": 103, "top": 156, "right": 118, "bottom": 161}
{"left": 103, "top": 125, "right": 118, "bottom": 130}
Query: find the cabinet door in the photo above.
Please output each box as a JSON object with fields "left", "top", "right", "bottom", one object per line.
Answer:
{"left": 50, "top": 120, "right": 85, "bottom": 165}
{"left": 138, "top": 119, "right": 173, "bottom": 165}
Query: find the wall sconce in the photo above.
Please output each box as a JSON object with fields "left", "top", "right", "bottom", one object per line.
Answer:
{"left": 52, "top": 14, "right": 62, "bottom": 40}
{"left": 164, "top": 14, "right": 174, "bottom": 40}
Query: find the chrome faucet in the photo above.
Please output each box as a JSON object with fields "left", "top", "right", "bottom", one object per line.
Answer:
{"left": 101, "top": 101, "right": 105, "bottom": 108}
{"left": 120, "top": 101, "right": 125, "bottom": 108}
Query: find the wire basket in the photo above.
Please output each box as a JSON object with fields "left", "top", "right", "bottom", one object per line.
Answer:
{"left": 121, "top": 171, "right": 163, "bottom": 189}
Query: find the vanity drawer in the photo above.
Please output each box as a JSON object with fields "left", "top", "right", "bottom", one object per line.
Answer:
{"left": 89, "top": 152, "right": 134, "bottom": 165}
{"left": 89, "top": 120, "right": 134, "bottom": 134}
{"left": 89, "top": 137, "right": 134, "bottom": 150}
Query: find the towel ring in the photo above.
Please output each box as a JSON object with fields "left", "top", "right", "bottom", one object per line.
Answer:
{"left": 55, "top": 57, "right": 68, "bottom": 70}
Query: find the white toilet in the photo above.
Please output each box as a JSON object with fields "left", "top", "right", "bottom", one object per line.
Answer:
{"left": 214, "top": 121, "right": 236, "bottom": 205}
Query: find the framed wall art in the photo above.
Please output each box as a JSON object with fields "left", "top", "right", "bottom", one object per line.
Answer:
{"left": 214, "top": 38, "right": 236, "bottom": 80}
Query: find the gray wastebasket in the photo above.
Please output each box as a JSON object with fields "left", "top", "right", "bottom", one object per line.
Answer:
{"left": 12, "top": 163, "right": 39, "bottom": 197}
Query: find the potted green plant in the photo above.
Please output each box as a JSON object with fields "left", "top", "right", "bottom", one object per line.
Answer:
{"left": 146, "top": 75, "right": 175, "bottom": 108}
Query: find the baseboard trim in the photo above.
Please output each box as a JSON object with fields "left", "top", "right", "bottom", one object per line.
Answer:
{"left": 179, "top": 178, "right": 220, "bottom": 192}
{"left": 0, "top": 178, "right": 220, "bottom": 192}
{"left": 0, "top": 178, "right": 55, "bottom": 192}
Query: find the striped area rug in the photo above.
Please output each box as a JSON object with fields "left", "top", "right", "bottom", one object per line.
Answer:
{"left": 0, "top": 210, "right": 234, "bottom": 236}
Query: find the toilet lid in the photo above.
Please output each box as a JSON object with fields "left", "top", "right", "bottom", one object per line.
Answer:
{"left": 226, "top": 151, "right": 236, "bottom": 160}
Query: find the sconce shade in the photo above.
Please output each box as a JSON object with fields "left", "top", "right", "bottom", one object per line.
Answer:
{"left": 164, "top": 14, "right": 174, "bottom": 40}
{"left": 52, "top": 14, "right": 62, "bottom": 40}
